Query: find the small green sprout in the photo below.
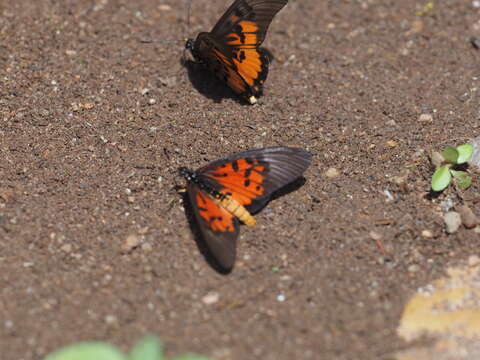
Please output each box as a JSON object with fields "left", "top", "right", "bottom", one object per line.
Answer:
{"left": 431, "top": 144, "right": 474, "bottom": 192}
{"left": 44, "top": 335, "right": 216, "bottom": 360}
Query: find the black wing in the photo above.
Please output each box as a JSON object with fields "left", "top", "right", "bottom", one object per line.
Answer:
{"left": 211, "top": 0, "right": 288, "bottom": 47}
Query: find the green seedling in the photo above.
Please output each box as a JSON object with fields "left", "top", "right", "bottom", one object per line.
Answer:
{"left": 431, "top": 144, "right": 474, "bottom": 192}
{"left": 44, "top": 335, "right": 216, "bottom": 360}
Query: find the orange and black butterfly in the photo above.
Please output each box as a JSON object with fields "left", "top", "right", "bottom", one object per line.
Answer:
{"left": 185, "top": 0, "right": 288, "bottom": 104}
{"left": 179, "top": 146, "right": 311, "bottom": 269}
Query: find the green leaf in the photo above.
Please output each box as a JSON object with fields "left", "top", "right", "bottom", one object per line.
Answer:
{"left": 172, "top": 356, "right": 217, "bottom": 360}
{"left": 456, "top": 144, "right": 474, "bottom": 164}
{"left": 442, "top": 146, "right": 459, "bottom": 164}
{"left": 44, "top": 342, "right": 127, "bottom": 360}
{"left": 129, "top": 336, "right": 163, "bottom": 360}
{"left": 450, "top": 170, "right": 472, "bottom": 190}
{"left": 431, "top": 165, "right": 452, "bottom": 191}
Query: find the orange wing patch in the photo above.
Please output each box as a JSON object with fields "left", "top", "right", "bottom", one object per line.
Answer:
{"left": 225, "top": 21, "right": 260, "bottom": 46}
{"left": 195, "top": 191, "right": 236, "bottom": 232}
{"left": 208, "top": 158, "right": 267, "bottom": 206}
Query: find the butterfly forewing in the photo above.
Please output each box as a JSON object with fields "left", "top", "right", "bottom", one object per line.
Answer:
{"left": 211, "top": 0, "right": 289, "bottom": 46}
{"left": 200, "top": 147, "right": 311, "bottom": 213}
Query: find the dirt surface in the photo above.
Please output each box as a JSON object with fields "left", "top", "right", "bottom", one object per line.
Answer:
{"left": 1, "top": 0, "right": 480, "bottom": 359}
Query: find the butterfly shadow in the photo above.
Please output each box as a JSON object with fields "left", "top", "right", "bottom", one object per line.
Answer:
{"left": 182, "top": 59, "right": 244, "bottom": 105}
{"left": 254, "top": 175, "right": 307, "bottom": 214}
{"left": 177, "top": 188, "right": 234, "bottom": 274}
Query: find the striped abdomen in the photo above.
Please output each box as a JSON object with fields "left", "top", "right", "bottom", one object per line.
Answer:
{"left": 216, "top": 196, "right": 256, "bottom": 227}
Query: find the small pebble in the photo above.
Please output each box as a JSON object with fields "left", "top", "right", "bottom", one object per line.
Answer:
{"left": 457, "top": 204, "right": 478, "bottom": 229}
{"left": 408, "top": 264, "right": 420, "bottom": 273}
{"left": 421, "top": 230, "right": 433, "bottom": 238}
{"left": 386, "top": 140, "right": 398, "bottom": 148}
{"left": 418, "top": 113, "right": 433, "bottom": 123}
{"left": 141, "top": 243, "right": 152, "bottom": 252}
{"left": 122, "top": 234, "right": 141, "bottom": 252}
{"left": 0, "top": 188, "right": 15, "bottom": 202}
{"left": 104, "top": 315, "right": 117, "bottom": 324}
{"left": 468, "top": 255, "right": 480, "bottom": 267}
{"left": 158, "top": 4, "right": 172, "bottom": 11}
{"left": 324, "top": 167, "right": 340, "bottom": 179}
{"left": 444, "top": 211, "right": 461, "bottom": 234}
{"left": 202, "top": 292, "right": 219, "bottom": 305}
{"left": 60, "top": 244, "right": 72, "bottom": 253}
{"left": 369, "top": 231, "right": 382, "bottom": 241}
{"left": 392, "top": 173, "right": 409, "bottom": 193}
{"left": 468, "top": 136, "right": 480, "bottom": 168}
{"left": 408, "top": 19, "right": 424, "bottom": 34}
{"left": 439, "top": 197, "right": 455, "bottom": 212}
{"left": 138, "top": 227, "right": 149, "bottom": 235}
{"left": 5, "top": 320, "right": 13, "bottom": 329}
{"left": 383, "top": 189, "right": 394, "bottom": 201}
{"left": 430, "top": 151, "right": 444, "bottom": 168}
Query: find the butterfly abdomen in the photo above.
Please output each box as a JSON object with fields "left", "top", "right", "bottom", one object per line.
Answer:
{"left": 217, "top": 195, "right": 256, "bottom": 227}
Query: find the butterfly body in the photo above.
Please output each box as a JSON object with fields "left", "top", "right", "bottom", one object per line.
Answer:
{"left": 186, "top": 0, "right": 288, "bottom": 104}
{"left": 179, "top": 146, "right": 311, "bottom": 269}
{"left": 179, "top": 166, "right": 256, "bottom": 227}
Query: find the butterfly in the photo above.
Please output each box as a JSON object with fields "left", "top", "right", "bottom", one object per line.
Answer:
{"left": 185, "top": 0, "right": 289, "bottom": 104}
{"left": 179, "top": 146, "right": 311, "bottom": 269}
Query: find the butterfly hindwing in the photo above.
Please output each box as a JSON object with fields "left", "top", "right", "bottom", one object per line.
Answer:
{"left": 194, "top": 36, "right": 256, "bottom": 97}
{"left": 200, "top": 147, "right": 312, "bottom": 213}
{"left": 186, "top": 183, "right": 239, "bottom": 269}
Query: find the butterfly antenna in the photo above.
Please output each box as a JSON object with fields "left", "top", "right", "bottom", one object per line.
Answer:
{"left": 138, "top": 39, "right": 184, "bottom": 44}
{"left": 186, "top": 0, "right": 192, "bottom": 36}
{"left": 181, "top": 0, "right": 193, "bottom": 65}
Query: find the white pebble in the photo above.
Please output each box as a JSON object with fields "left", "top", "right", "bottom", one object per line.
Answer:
{"left": 202, "top": 292, "right": 219, "bottom": 305}
{"left": 4, "top": 320, "right": 13, "bottom": 329}
{"left": 418, "top": 113, "right": 433, "bottom": 123}
{"left": 122, "top": 234, "right": 141, "bottom": 252}
{"left": 444, "top": 211, "right": 461, "bottom": 234}
{"left": 468, "top": 255, "right": 480, "bottom": 266}
{"left": 421, "top": 230, "right": 433, "bottom": 238}
{"left": 104, "top": 315, "right": 117, "bottom": 324}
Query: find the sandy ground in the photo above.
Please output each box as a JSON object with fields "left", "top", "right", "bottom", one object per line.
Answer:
{"left": 1, "top": 0, "right": 480, "bottom": 359}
